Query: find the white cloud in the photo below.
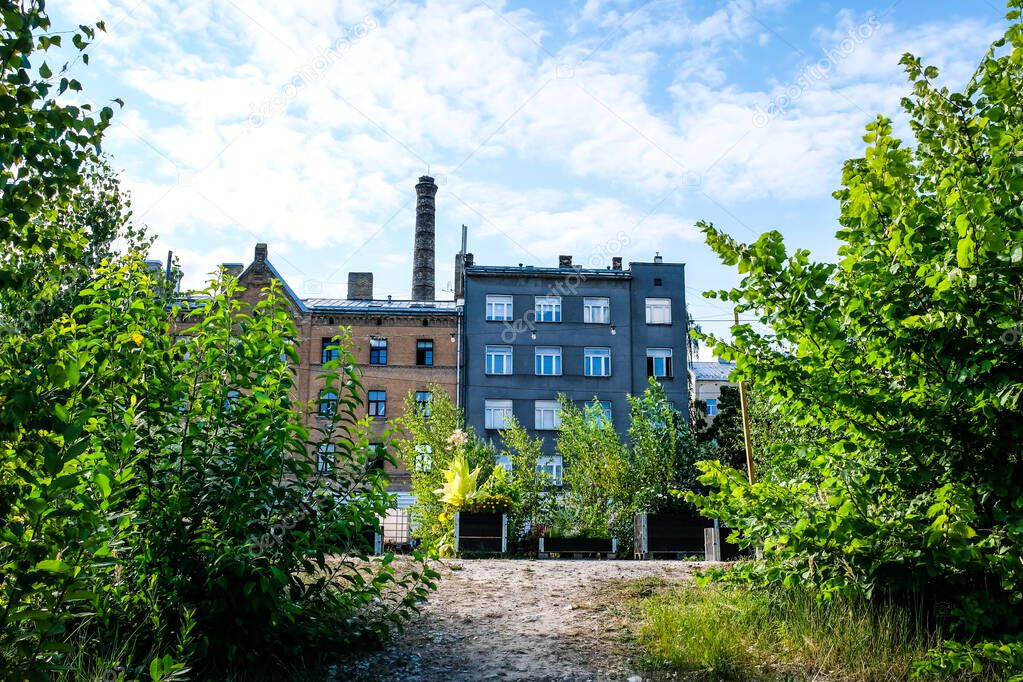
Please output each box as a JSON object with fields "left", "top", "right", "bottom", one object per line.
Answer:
{"left": 50, "top": 0, "right": 1007, "bottom": 296}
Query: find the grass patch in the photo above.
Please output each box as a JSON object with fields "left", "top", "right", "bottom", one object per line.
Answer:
{"left": 633, "top": 583, "right": 975, "bottom": 681}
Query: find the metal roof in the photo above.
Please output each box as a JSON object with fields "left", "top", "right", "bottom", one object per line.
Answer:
{"left": 303, "top": 298, "right": 458, "bottom": 315}
{"left": 690, "top": 361, "right": 736, "bottom": 381}
{"left": 465, "top": 265, "right": 632, "bottom": 278}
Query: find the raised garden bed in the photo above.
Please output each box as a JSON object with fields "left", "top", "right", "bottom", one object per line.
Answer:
{"left": 538, "top": 536, "right": 617, "bottom": 559}
{"left": 634, "top": 511, "right": 708, "bottom": 559}
{"left": 454, "top": 511, "right": 507, "bottom": 555}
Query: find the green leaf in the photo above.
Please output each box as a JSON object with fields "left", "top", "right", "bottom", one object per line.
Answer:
{"left": 34, "top": 559, "right": 73, "bottom": 574}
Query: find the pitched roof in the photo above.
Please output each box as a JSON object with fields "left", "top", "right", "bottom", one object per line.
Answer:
{"left": 690, "top": 361, "right": 736, "bottom": 381}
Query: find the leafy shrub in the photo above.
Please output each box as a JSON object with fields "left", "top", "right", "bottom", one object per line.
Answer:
{"left": 1, "top": 259, "right": 437, "bottom": 678}
{"left": 688, "top": 3, "right": 1023, "bottom": 675}
{"left": 394, "top": 388, "right": 496, "bottom": 547}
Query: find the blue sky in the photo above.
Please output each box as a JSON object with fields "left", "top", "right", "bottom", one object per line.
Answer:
{"left": 53, "top": 0, "right": 1010, "bottom": 346}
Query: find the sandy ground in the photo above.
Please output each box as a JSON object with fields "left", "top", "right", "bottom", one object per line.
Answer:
{"left": 340, "top": 559, "right": 711, "bottom": 682}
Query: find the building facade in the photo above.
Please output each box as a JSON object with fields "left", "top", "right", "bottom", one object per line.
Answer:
{"left": 172, "top": 176, "right": 458, "bottom": 492}
{"left": 688, "top": 359, "right": 738, "bottom": 425}
{"left": 461, "top": 255, "right": 690, "bottom": 477}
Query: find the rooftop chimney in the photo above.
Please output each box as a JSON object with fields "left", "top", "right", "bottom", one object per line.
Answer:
{"left": 348, "top": 272, "right": 373, "bottom": 300}
{"left": 454, "top": 223, "right": 468, "bottom": 301}
{"left": 454, "top": 253, "right": 465, "bottom": 300}
{"left": 559, "top": 255, "right": 573, "bottom": 268}
{"left": 255, "top": 243, "right": 268, "bottom": 263}
{"left": 612, "top": 256, "right": 622, "bottom": 270}
{"left": 412, "top": 175, "right": 438, "bottom": 301}
{"left": 654, "top": 252, "right": 663, "bottom": 264}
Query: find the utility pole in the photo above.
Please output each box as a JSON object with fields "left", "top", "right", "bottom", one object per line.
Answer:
{"left": 734, "top": 309, "right": 757, "bottom": 485}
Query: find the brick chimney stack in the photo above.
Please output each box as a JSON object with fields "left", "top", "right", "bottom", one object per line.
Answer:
{"left": 348, "top": 272, "right": 373, "bottom": 300}
{"left": 412, "top": 175, "right": 438, "bottom": 301}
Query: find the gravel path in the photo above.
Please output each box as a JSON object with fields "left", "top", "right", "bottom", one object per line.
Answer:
{"left": 342, "top": 559, "right": 708, "bottom": 681}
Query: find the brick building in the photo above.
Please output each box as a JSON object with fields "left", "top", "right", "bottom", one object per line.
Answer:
{"left": 173, "top": 176, "right": 459, "bottom": 492}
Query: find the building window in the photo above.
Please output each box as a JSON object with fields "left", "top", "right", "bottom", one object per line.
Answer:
{"left": 534, "top": 296, "right": 562, "bottom": 322}
{"left": 496, "top": 453, "right": 512, "bottom": 473}
{"left": 654, "top": 277, "right": 663, "bottom": 286}
{"left": 583, "top": 297, "right": 610, "bottom": 324}
{"left": 415, "top": 390, "right": 432, "bottom": 415}
{"left": 318, "top": 390, "right": 338, "bottom": 417}
{"left": 534, "top": 346, "right": 562, "bottom": 376}
{"left": 369, "top": 337, "right": 388, "bottom": 365}
{"left": 486, "top": 294, "right": 513, "bottom": 321}
{"left": 317, "top": 443, "right": 335, "bottom": 474}
{"left": 485, "top": 345, "right": 513, "bottom": 375}
{"left": 645, "top": 298, "right": 672, "bottom": 324}
{"left": 534, "top": 399, "right": 561, "bottom": 430}
{"left": 584, "top": 347, "right": 611, "bottom": 377}
{"left": 416, "top": 339, "right": 434, "bottom": 366}
{"left": 485, "top": 399, "right": 513, "bottom": 430}
{"left": 646, "top": 348, "right": 673, "bottom": 378}
{"left": 321, "top": 337, "right": 338, "bottom": 364}
{"left": 705, "top": 398, "right": 718, "bottom": 417}
{"left": 586, "top": 400, "right": 612, "bottom": 424}
{"left": 368, "top": 390, "right": 386, "bottom": 418}
{"left": 537, "top": 455, "right": 563, "bottom": 485}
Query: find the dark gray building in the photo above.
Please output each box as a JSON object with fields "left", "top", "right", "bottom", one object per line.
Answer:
{"left": 461, "top": 254, "right": 689, "bottom": 478}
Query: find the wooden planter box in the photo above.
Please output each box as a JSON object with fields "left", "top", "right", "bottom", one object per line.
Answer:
{"left": 538, "top": 536, "right": 617, "bottom": 558}
{"left": 634, "top": 511, "right": 708, "bottom": 559}
{"left": 454, "top": 512, "right": 507, "bottom": 555}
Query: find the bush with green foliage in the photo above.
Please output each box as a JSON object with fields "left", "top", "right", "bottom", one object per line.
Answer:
{"left": 496, "top": 417, "right": 555, "bottom": 544}
{"left": 393, "top": 387, "right": 496, "bottom": 547}
{"left": 689, "top": 3, "right": 1023, "bottom": 675}
{"left": 556, "top": 397, "right": 631, "bottom": 541}
{"left": 0, "top": 3, "right": 436, "bottom": 677}
{"left": 1, "top": 260, "right": 437, "bottom": 679}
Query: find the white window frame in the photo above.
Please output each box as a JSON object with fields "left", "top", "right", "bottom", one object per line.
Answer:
{"left": 485, "top": 345, "right": 513, "bottom": 375}
{"left": 534, "top": 400, "right": 562, "bottom": 430}
{"left": 583, "top": 297, "right": 610, "bottom": 324}
{"left": 496, "top": 453, "right": 513, "bottom": 473}
{"left": 486, "top": 294, "right": 513, "bottom": 321}
{"left": 645, "top": 297, "right": 672, "bottom": 325}
{"left": 647, "top": 348, "right": 673, "bottom": 378}
{"left": 705, "top": 398, "right": 718, "bottom": 417}
{"left": 536, "top": 455, "right": 564, "bottom": 485}
{"left": 317, "top": 443, "right": 335, "bottom": 474}
{"left": 584, "top": 347, "right": 611, "bottom": 377}
{"left": 585, "top": 400, "right": 612, "bottom": 424}
{"left": 534, "top": 346, "right": 562, "bottom": 376}
{"left": 415, "top": 390, "right": 432, "bottom": 416}
{"left": 534, "top": 296, "right": 562, "bottom": 323}
{"left": 485, "top": 399, "right": 514, "bottom": 430}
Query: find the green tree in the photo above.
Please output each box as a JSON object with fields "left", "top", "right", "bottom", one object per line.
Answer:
{"left": 703, "top": 386, "right": 746, "bottom": 470}
{"left": 627, "top": 378, "right": 703, "bottom": 513}
{"left": 689, "top": 4, "right": 1023, "bottom": 673}
{"left": 557, "top": 397, "right": 631, "bottom": 538}
{"left": 0, "top": 1, "right": 118, "bottom": 297}
{"left": 498, "top": 417, "right": 554, "bottom": 543}
{"left": 393, "top": 386, "right": 495, "bottom": 547}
